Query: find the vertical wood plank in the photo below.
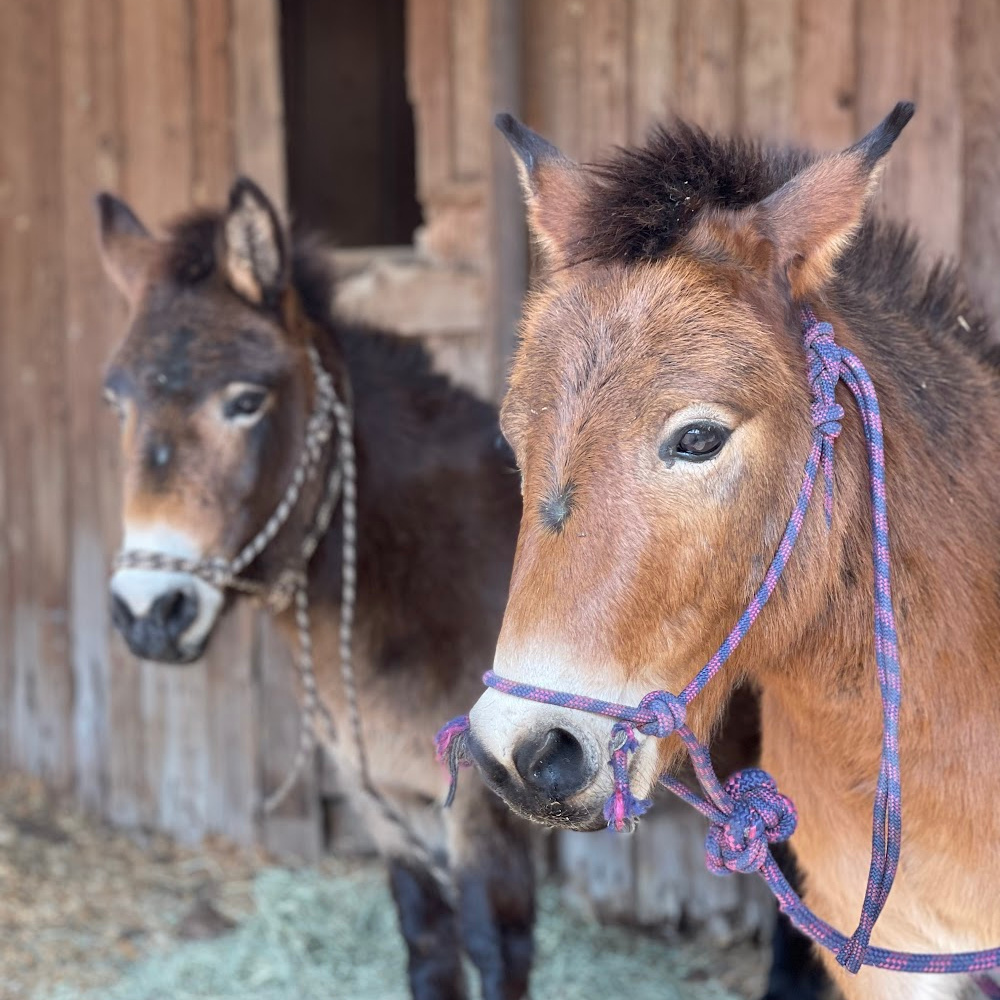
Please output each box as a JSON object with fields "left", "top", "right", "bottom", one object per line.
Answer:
{"left": 522, "top": 0, "right": 584, "bottom": 157}
{"left": 629, "top": 0, "right": 678, "bottom": 143}
{"left": 452, "top": 0, "right": 490, "bottom": 181}
{"left": 960, "top": 0, "right": 1000, "bottom": 326}
{"left": 675, "top": 0, "right": 740, "bottom": 134}
{"left": 0, "top": 0, "right": 74, "bottom": 788}
{"left": 192, "top": 0, "right": 234, "bottom": 205}
{"left": 579, "top": 0, "right": 629, "bottom": 157}
{"left": 796, "top": 0, "right": 858, "bottom": 150}
{"left": 486, "top": 0, "right": 525, "bottom": 396}
{"left": 407, "top": 0, "right": 454, "bottom": 204}
{"left": 907, "top": 0, "right": 962, "bottom": 261}
{"left": 858, "top": 0, "right": 961, "bottom": 259}
{"left": 231, "top": 0, "right": 287, "bottom": 200}
{"left": 61, "top": 0, "right": 128, "bottom": 812}
{"left": 741, "top": 0, "right": 796, "bottom": 141}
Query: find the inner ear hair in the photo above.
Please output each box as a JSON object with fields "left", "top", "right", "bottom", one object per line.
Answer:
{"left": 222, "top": 177, "right": 287, "bottom": 307}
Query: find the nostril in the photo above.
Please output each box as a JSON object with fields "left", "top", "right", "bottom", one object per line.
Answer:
{"left": 111, "top": 593, "right": 134, "bottom": 632}
{"left": 149, "top": 588, "right": 199, "bottom": 640}
{"left": 513, "top": 727, "right": 589, "bottom": 800}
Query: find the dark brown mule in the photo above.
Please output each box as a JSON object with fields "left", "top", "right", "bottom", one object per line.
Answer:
{"left": 95, "top": 179, "right": 534, "bottom": 1000}
{"left": 467, "top": 107, "right": 1000, "bottom": 1000}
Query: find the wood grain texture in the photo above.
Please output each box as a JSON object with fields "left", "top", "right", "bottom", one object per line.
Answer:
{"left": 741, "top": 0, "right": 796, "bottom": 141}
{"left": 1, "top": 0, "right": 74, "bottom": 787}
{"left": 960, "top": 0, "right": 1000, "bottom": 328}
{"left": 628, "top": 0, "right": 678, "bottom": 143}
{"left": 675, "top": 0, "right": 739, "bottom": 134}
{"left": 796, "top": 0, "right": 858, "bottom": 150}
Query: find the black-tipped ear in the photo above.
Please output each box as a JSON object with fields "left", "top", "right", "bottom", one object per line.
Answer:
{"left": 748, "top": 100, "right": 915, "bottom": 298}
{"left": 850, "top": 101, "right": 916, "bottom": 169}
{"left": 221, "top": 176, "right": 287, "bottom": 307}
{"left": 95, "top": 192, "right": 155, "bottom": 304}
{"left": 494, "top": 113, "right": 587, "bottom": 268}
{"left": 494, "top": 113, "right": 567, "bottom": 189}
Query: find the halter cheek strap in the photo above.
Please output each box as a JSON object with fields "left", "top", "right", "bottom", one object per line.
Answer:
{"left": 436, "top": 308, "right": 1000, "bottom": 987}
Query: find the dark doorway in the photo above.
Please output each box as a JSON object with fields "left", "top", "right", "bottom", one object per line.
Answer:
{"left": 281, "top": 0, "right": 422, "bottom": 247}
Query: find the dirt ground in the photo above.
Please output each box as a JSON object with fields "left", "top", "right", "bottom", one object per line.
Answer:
{"left": 0, "top": 772, "right": 769, "bottom": 1000}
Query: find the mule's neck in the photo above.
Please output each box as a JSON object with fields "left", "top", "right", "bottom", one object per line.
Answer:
{"left": 289, "top": 321, "right": 520, "bottom": 684}
{"left": 757, "top": 290, "right": 1000, "bottom": 814}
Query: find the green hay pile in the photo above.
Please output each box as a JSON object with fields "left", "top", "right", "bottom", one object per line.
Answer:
{"left": 57, "top": 864, "right": 741, "bottom": 1000}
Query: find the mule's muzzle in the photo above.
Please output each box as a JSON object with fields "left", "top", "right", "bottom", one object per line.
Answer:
{"left": 466, "top": 728, "right": 605, "bottom": 831}
{"left": 111, "top": 586, "right": 204, "bottom": 664}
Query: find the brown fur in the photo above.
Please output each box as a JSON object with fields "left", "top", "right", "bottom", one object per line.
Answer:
{"left": 97, "top": 183, "right": 535, "bottom": 1000}
{"left": 489, "top": 109, "right": 1000, "bottom": 999}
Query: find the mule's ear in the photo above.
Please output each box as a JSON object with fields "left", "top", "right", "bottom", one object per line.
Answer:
{"left": 221, "top": 177, "right": 287, "bottom": 307}
{"left": 495, "top": 113, "right": 588, "bottom": 268}
{"left": 756, "top": 101, "right": 915, "bottom": 299}
{"left": 95, "top": 193, "right": 155, "bottom": 304}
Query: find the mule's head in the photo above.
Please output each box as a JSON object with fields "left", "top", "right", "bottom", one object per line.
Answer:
{"left": 98, "top": 179, "right": 319, "bottom": 663}
{"left": 467, "top": 105, "right": 914, "bottom": 829}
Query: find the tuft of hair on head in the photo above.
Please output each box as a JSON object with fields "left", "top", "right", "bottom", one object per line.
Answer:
{"left": 221, "top": 176, "right": 288, "bottom": 309}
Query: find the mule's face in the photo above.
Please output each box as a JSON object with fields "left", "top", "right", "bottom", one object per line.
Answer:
{"left": 469, "top": 259, "right": 806, "bottom": 827}
{"left": 98, "top": 181, "right": 309, "bottom": 663}
{"left": 468, "top": 108, "right": 912, "bottom": 829}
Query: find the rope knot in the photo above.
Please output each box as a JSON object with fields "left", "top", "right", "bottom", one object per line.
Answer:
{"left": 434, "top": 715, "right": 473, "bottom": 808}
{"left": 636, "top": 690, "right": 686, "bottom": 738}
{"left": 810, "top": 399, "right": 845, "bottom": 440}
{"left": 603, "top": 722, "right": 651, "bottom": 832}
{"left": 705, "top": 768, "right": 797, "bottom": 876}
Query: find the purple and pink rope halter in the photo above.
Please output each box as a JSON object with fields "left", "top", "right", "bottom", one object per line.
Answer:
{"left": 436, "top": 308, "right": 1000, "bottom": 988}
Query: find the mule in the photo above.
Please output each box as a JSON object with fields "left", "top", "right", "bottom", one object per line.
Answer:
{"left": 95, "top": 179, "right": 535, "bottom": 1000}
{"left": 465, "top": 104, "right": 1000, "bottom": 1000}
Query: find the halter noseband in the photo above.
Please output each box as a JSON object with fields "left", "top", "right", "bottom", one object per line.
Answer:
{"left": 436, "top": 308, "right": 1000, "bottom": 987}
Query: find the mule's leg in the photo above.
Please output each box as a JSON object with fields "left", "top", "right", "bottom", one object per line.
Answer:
{"left": 449, "top": 789, "right": 535, "bottom": 1000}
{"left": 388, "top": 857, "right": 468, "bottom": 1000}
{"left": 761, "top": 913, "right": 830, "bottom": 1000}
{"left": 760, "top": 844, "right": 830, "bottom": 1000}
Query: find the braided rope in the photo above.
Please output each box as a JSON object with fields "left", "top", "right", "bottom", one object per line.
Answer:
{"left": 436, "top": 308, "right": 1000, "bottom": 985}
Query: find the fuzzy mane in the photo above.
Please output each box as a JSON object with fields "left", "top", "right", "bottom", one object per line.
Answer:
{"left": 572, "top": 121, "right": 1000, "bottom": 371}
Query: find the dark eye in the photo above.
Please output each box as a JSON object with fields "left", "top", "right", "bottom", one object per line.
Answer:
{"left": 660, "top": 421, "right": 730, "bottom": 464}
{"left": 223, "top": 388, "right": 268, "bottom": 421}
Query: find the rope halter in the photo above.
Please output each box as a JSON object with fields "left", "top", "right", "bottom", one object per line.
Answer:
{"left": 436, "top": 307, "right": 1000, "bottom": 989}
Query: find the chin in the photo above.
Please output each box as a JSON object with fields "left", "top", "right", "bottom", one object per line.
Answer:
{"left": 501, "top": 793, "right": 609, "bottom": 832}
{"left": 125, "top": 638, "right": 209, "bottom": 665}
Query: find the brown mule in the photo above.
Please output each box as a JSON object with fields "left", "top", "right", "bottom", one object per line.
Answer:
{"left": 465, "top": 105, "right": 1000, "bottom": 1000}
{"left": 96, "top": 179, "right": 534, "bottom": 1000}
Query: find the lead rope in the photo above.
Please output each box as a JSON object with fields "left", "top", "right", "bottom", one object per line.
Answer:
{"left": 437, "top": 308, "right": 1000, "bottom": 989}
{"left": 117, "top": 344, "right": 453, "bottom": 895}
